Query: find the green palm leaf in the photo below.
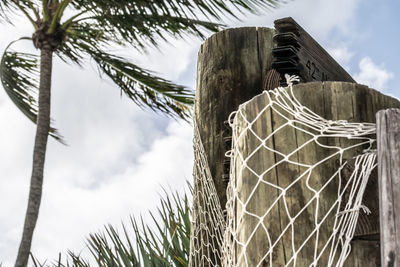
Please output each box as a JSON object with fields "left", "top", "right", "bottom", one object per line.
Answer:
{"left": 90, "top": 50, "right": 194, "bottom": 120}
{"left": 71, "top": 0, "right": 278, "bottom": 21}
{"left": 0, "top": 0, "right": 39, "bottom": 26}
{"left": 65, "top": 0, "right": 279, "bottom": 50}
{"left": 56, "top": 23, "right": 112, "bottom": 65}
{"left": 0, "top": 0, "right": 17, "bottom": 22}
{"left": 79, "top": 13, "right": 222, "bottom": 50}
{"left": 58, "top": 27, "right": 194, "bottom": 120}
{"left": 32, "top": 189, "right": 192, "bottom": 267}
{"left": 0, "top": 49, "right": 64, "bottom": 142}
{"left": 54, "top": 0, "right": 281, "bottom": 120}
{"left": 86, "top": 190, "right": 191, "bottom": 267}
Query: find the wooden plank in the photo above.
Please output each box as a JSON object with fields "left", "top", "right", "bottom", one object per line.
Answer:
{"left": 377, "top": 108, "right": 400, "bottom": 267}
{"left": 273, "top": 17, "right": 355, "bottom": 83}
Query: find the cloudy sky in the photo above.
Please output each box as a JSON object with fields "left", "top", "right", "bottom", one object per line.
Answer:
{"left": 0, "top": 0, "right": 399, "bottom": 265}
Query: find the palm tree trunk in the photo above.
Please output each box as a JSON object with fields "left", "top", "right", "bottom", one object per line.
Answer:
{"left": 15, "top": 44, "right": 53, "bottom": 267}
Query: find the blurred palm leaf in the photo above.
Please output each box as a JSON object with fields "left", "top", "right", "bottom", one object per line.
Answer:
{"left": 33, "top": 190, "right": 192, "bottom": 267}
{"left": 0, "top": 0, "right": 39, "bottom": 25}
{"left": 0, "top": 51, "right": 38, "bottom": 122}
{"left": 0, "top": 1, "right": 22, "bottom": 22}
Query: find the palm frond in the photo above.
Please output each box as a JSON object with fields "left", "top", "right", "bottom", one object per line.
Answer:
{"left": 0, "top": 0, "right": 16, "bottom": 22}
{"left": 31, "top": 252, "right": 91, "bottom": 267}
{"left": 87, "top": 190, "right": 191, "bottom": 267}
{"left": 55, "top": 0, "right": 283, "bottom": 121}
{"left": 65, "top": 0, "right": 278, "bottom": 49}
{"left": 34, "top": 189, "right": 192, "bottom": 267}
{"left": 0, "top": 0, "right": 38, "bottom": 27}
{"left": 58, "top": 31, "right": 193, "bottom": 120}
{"left": 91, "top": 50, "right": 193, "bottom": 120}
{"left": 1, "top": 51, "right": 38, "bottom": 121}
{"left": 72, "top": 13, "right": 222, "bottom": 50}
{"left": 71, "top": 0, "right": 279, "bottom": 22}
{"left": 0, "top": 0, "right": 11, "bottom": 12}
{"left": 0, "top": 50, "right": 65, "bottom": 143}
{"left": 56, "top": 23, "right": 112, "bottom": 65}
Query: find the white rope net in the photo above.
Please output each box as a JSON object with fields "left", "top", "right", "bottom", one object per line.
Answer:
{"left": 189, "top": 122, "right": 226, "bottom": 267}
{"left": 190, "top": 76, "right": 377, "bottom": 267}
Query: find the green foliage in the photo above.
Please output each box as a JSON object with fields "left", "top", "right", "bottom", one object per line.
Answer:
{"left": 32, "top": 190, "right": 192, "bottom": 267}
{"left": 0, "top": 45, "right": 64, "bottom": 141}
{"left": 58, "top": 22, "right": 195, "bottom": 120}
{"left": 1, "top": 0, "right": 281, "bottom": 128}
{"left": 70, "top": 0, "right": 278, "bottom": 22}
{"left": 0, "top": 50, "right": 39, "bottom": 122}
{"left": 90, "top": 51, "right": 194, "bottom": 120}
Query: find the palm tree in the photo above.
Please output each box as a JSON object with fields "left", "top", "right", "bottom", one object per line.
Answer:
{"left": 0, "top": 1, "right": 279, "bottom": 266}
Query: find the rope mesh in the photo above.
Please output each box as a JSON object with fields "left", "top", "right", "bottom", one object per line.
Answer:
{"left": 190, "top": 76, "right": 377, "bottom": 267}
{"left": 189, "top": 122, "right": 226, "bottom": 267}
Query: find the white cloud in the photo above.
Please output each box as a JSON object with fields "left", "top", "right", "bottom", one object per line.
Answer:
{"left": 354, "top": 57, "right": 394, "bottom": 91}
{"left": 128, "top": 37, "right": 201, "bottom": 85}
{"left": 327, "top": 45, "right": 354, "bottom": 71}
{"left": 292, "top": 0, "right": 360, "bottom": 37}
{"left": 30, "top": 120, "right": 193, "bottom": 263}
{"left": 231, "top": 0, "right": 361, "bottom": 40}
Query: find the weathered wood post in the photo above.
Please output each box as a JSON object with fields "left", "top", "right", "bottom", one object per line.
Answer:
{"left": 377, "top": 109, "right": 400, "bottom": 267}
{"left": 193, "top": 17, "right": 400, "bottom": 266}
{"left": 195, "top": 27, "right": 276, "bottom": 211}
{"left": 195, "top": 17, "right": 357, "bottom": 216}
{"left": 192, "top": 27, "right": 276, "bottom": 267}
{"left": 231, "top": 82, "right": 400, "bottom": 266}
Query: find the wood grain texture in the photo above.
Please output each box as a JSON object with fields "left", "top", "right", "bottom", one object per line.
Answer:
{"left": 377, "top": 109, "right": 400, "bottom": 267}
{"left": 195, "top": 27, "right": 275, "bottom": 211}
{"left": 233, "top": 82, "right": 400, "bottom": 266}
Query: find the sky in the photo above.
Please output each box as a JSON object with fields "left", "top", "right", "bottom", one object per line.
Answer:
{"left": 0, "top": 0, "right": 399, "bottom": 265}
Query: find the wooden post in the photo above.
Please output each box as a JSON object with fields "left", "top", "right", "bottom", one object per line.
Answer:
{"left": 377, "top": 109, "right": 400, "bottom": 267}
{"left": 193, "top": 20, "right": 399, "bottom": 266}
{"left": 231, "top": 82, "right": 400, "bottom": 266}
{"left": 195, "top": 18, "right": 356, "bottom": 215}
{"left": 195, "top": 27, "right": 276, "bottom": 211}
